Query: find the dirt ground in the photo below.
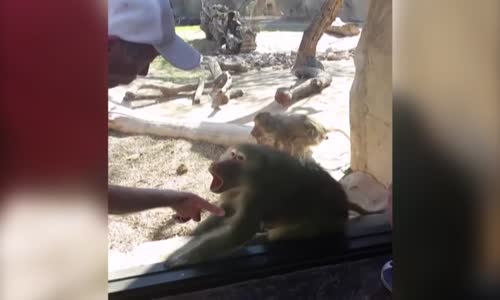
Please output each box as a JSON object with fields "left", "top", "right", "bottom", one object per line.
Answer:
{"left": 108, "top": 134, "right": 226, "bottom": 252}
{"left": 108, "top": 21, "right": 360, "bottom": 253}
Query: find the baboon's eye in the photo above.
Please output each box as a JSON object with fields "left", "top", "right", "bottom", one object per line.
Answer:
{"left": 231, "top": 150, "right": 236, "bottom": 157}
{"left": 237, "top": 155, "right": 245, "bottom": 160}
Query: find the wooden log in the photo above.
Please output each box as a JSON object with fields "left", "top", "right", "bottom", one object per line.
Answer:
{"left": 275, "top": 73, "right": 332, "bottom": 107}
{"left": 192, "top": 78, "right": 205, "bottom": 105}
{"left": 138, "top": 82, "right": 198, "bottom": 97}
{"left": 108, "top": 101, "right": 254, "bottom": 146}
{"left": 208, "top": 58, "right": 223, "bottom": 79}
{"left": 128, "top": 80, "right": 216, "bottom": 101}
{"left": 219, "top": 60, "right": 249, "bottom": 73}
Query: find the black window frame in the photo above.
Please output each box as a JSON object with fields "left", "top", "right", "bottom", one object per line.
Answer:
{"left": 108, "top": 213, "right": 392, "bottom": 300}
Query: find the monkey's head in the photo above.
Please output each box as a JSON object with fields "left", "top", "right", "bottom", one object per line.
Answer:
{"left": 251, "top": 112, "right": 273, "bottom": 139}
{"left": 208, "top": 147, "right": 247, "bottom": 193}
{"left": 304, "top": 119, "right": 329, "bottom": 144}
{"left": 252, "top": 112, "right": 272, "bottom": 127}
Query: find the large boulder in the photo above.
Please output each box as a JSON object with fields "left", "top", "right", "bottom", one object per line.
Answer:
{"left": 349, "top": 0, "right": 392, "bottom": 187}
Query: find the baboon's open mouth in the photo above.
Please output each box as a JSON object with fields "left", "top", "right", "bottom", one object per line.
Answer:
{"left": 209, "top": 166, "right": 224, "bottom": 192}
{"left": 210, "top": 174, "right": 224, "bottom": 192}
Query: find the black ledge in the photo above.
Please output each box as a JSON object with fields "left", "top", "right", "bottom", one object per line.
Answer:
{"left": 108, "top": 213, "right": 392, "bottom": 300}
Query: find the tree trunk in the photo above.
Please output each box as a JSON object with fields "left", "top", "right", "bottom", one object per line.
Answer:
{"left": 292, "top": 0, "right": 344, "bottom": 75}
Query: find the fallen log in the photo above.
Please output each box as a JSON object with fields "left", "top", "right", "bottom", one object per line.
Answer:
{"left": 192, "top": 78, "right": 205, "bottom": 105}
{"left": 219, "top": 60, "right": 249, "bottom": 73}
{"left": 275, "top": 73, "right": 332, "bottom": 107}
{"left": 138, "top": 82, "right": 197, "bottom": 97}
{"left": 108, "top": 102, "right": 254, "bottom": 146}
{"left": 127, "top": 79, "right": 217, "bottom": 101}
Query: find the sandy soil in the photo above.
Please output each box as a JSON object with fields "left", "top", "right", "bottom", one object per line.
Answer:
{"left": 108, "top": 134, "right": 226, "bottom": 252}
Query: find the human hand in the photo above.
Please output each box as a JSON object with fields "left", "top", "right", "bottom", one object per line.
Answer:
{"left": 170, "top": 192, "right": 225, "bottom": 223}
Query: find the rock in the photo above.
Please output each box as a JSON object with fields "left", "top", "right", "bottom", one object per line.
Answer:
{"left": 349, "top": 0, "right": 392, "bottom": 186}
{"left": 293, "top": 56, "right": 325, "bottom": 79}
{"left": 208, "top": 48, "right": 352, "bottom": 72}
{"left": 340, "top": 171, "right": 389, "bottom": 215}
{"left": 123, "top": 91, "right": 135, "bottom": 101}
{"left": 125, "top": 153, "right": 141, "bottom": 161}
{"left": 176, "top": 164, "right": 188, "bottom": 175}
{"left": 200, "top": 3, "right": 257, "bottom": 54}
{"left": 212, "top": 51, "right": 299, "bottom": 70}
{"left": 325, "top": 50, "right": 354, "bottom": 61}
{"left": 326, "top": 52, "right": 337, "bottom": 60}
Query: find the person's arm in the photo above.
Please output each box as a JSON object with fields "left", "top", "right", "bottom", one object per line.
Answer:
{"left": 109, "top": 185, "right": 177, "bottom": 214}
{"left": 108, "top": 185, "right": 225, "bottom": 220}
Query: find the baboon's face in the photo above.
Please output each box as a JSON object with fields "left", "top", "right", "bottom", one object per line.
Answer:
{"left": 208, "top": 148, "right": 246, "bottom": 193}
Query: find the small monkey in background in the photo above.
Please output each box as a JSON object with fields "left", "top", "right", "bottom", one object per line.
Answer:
{"left": 251, "top": 112, "right": 349, "bottom": 160}
{"left": 164, "top": 144, "right": 383, "bottom": 268}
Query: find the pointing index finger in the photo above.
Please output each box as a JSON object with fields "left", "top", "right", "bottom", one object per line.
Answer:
{"left": 195, "top": 198, "right": 225, "bottom": 216}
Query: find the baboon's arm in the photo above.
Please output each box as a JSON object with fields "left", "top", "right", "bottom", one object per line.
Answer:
{"left": 191, "top": 203, "right": 235, "bottom": 236}
{"left": 164, "top": 211, "right": 260, "bottom": 268}
{"left": 190, "top": 215, "right": 224, "bottom": 236}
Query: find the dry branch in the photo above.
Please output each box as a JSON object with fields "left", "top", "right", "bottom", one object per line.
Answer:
{"left": 127, "top": 79, "right": 219, "bottom": 101}
{"left": 108, "top": 102, "right": 254, "bottom": 146}
{"left": 207, "top": 58, "right": 223, "bottom": 79}
{"left": 210, "top": 72, "right": 232, "bottom": 109}
{"left": 192, "top": 78, "right": 205, "bottom": 105}
{"left": 275, "top": 73, "right": 332, "bottom": 107}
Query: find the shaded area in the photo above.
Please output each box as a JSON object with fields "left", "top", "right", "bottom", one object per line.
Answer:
{"left": 160, "top": 255, "right": 391, "bottom": 300}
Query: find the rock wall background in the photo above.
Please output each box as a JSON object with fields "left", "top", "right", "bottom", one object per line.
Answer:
{"left": 171, "top": 0, "right": 370, "bottom": 24}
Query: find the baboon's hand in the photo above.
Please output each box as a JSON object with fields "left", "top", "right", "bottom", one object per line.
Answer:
{"left": 163, "top": 255, "right": 190, "bottom": 269}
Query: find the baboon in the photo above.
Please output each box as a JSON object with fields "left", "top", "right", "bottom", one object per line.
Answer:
{"left": 164, "top": 144, "right": 382, "bottom": 268}
{"left": 251, "top": 112, "right": 340, "bottom": 160}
